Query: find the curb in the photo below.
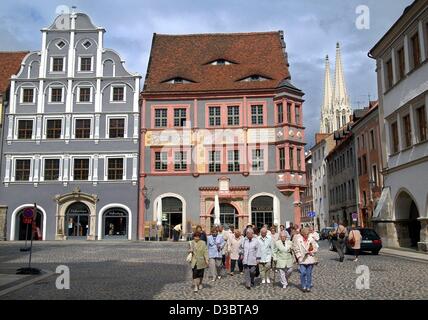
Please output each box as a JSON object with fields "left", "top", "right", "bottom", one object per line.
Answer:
{"left": 380, "top": 251, "right": 428, "bottom": 263}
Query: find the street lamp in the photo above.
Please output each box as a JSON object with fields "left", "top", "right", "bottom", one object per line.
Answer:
{"left": 141, "top": 186, "right": 153, "bottom": 209}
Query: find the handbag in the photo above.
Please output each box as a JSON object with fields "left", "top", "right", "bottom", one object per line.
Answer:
{"left": 186, "top": 241, "right": 194, "bottom": 263}
{"left": 348, "top": 230, "right": 356, "bottom": 247}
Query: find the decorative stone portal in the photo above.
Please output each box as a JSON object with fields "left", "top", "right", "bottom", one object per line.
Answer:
{"left": 0, "top": 205, "right": 7, "bottom": 241}
{"left": 199, "top": 177, "right": 249, "bottom": 232}
{"left": 54, "top": 187, "right": 98, "bottom": 240}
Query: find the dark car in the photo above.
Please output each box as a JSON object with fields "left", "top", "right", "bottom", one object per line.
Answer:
{"left": 320, "top": 227, "right": 334, "bottom": 240}
{"left": 345, "top": 228, "right": 382, "bottom": 255}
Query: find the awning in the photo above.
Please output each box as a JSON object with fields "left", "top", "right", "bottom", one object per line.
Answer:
{"left": 372, "top": 187, "right": 392, "bottom": 220}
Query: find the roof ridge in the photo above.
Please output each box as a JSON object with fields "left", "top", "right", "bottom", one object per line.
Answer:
{"left": 154, "top": 31, "right": 281, "bottom": 37}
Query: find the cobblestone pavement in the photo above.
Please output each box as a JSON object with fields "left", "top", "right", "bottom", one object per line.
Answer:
{"left": 0, "top": 240, "right": 427, "bottom": 300}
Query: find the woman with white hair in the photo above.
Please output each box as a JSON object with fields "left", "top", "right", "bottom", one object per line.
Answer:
{"left": 293, "top": 227, "right": 318, "bottom": 292}
{"left": 239, "top": 228, "right": 261, "bottom": 289}
{"left": 273, "top": 231, "right": 294, "bottom": 289}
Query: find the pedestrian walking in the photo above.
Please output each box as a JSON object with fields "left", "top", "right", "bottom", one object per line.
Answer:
{"left": 207, "top": 227, "right": 225, "bottom": 281}
{"left": 348, "top": 224, "right": 362, "bottom": 262}
{"left": 273, "top": 231, "right": 294, "bottom": 289}
{"left": 258, "top": 227, "right": 273, "bottom": 284}
{"left": 308, "top": 226, "right": 320, "bottom": 250}
{"left": 188, "top": 231, "right": 209, "bottom": 293}
{"left": 270, "top": 226, "right": 279, "bottom": 243}
{"left": 293, "top": 227, "right": 318, "bottom": 292}
{"left": 286, "top": 223, "right": 294, "bottom": 236}
{"left": 330, "top": 222, "right": 347, "bottom": 262}
{"left": 239, "top": 228, "right": 261, "bottom": 290}
{"left": 173, "top": 223, "right": 182, "bottom": 241}
{"left": 227, "top": 229, "right": 244, "bottom": 275}
{"left": 195, "top": 225, "right": 207, "bottom": 243}
{"left": 217, "top": 225, "right": 227, "bottom": 271}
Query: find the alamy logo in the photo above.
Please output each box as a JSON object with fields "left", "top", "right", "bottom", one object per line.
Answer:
{"left": 55, "top": 265, "right": 70, "bottom": 290}
{"left": 355, "top": 5, "right": 370, "bottom": 30}
{"left": 355, "top": 265, "right": 370, "bottom": 289}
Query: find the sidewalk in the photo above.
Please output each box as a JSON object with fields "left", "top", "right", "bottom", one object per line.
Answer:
{"left": 380, "top": 247, "right": 428, "bottom": 262}
{"left": 0, "top": 267, "right": 53, "bottom": 297}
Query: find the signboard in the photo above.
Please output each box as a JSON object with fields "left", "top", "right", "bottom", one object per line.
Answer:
{"left": 307, "top": 211, "right": 316, "bottom": 218}
{"left": 352, "top": 212, "right": 358, "bottom": 221}
{"left": 22, "top": 208, "right": 34, "bottom": 224}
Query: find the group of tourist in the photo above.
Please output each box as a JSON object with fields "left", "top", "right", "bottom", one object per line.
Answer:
{"left": 187, "top": 223, "right": 320, "bottom": 293}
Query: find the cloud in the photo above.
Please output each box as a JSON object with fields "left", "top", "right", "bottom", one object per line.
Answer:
{"left": 0, "top": 0, "right": 413, "bottom": 147}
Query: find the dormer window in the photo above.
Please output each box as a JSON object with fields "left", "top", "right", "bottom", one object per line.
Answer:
{"left": 163, "top": 77, "right": 194, "bottom": 84}
{"left": 210, "top": 59, "right": 234, "bottom": 65}
{"left": 240, "top": 74, "right": 270, "bottom": 82}
{"left": 83, "top": 41, "right": 92, "bottom": 49}
{"left": 56, "top": 41, "right": 66, "bottom": 49}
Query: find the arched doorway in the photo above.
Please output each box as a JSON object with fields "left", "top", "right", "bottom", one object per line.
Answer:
{"left": 65, "top": 202, "right": 90, "bottom": 239}
{"left": 15, "top": 208, "right": 44, "bottom": 240}
{"left": 395, "top": 191, "right": 421, "bottom": 248}
{"left": 211, "top": 203, "right": 238, "bottom": 229}
{"left": 161, "top": 197, "right": 183, "bottom": 240}
{"left": 251, "top": 196, "right": 273, "bottom": 230}
{"left": 103, "top": 208, "right": 128, "bottom": 239}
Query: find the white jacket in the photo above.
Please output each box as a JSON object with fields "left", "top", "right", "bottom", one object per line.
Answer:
{"left": 292, "top": 234, "right": 318, "bottom": 265}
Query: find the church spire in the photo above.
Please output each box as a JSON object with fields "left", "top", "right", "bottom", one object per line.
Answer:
{"left": 333, "top": 42, "right": 348, "bottom": 106}
{"left": 320, "top": 55, "right": 333, "bottom": 133}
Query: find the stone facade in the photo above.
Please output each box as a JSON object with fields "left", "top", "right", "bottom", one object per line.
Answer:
{"left": 319, "top": 44, "right": 352, "bottom": 134}
{"left": 352, "top": 102, "right": 383, "bottom": 228}
{"left": 326, "top": 130, "right": 358, "bottom": 226}
{"left": 0, "top": 12, "right": 140, "bottom": 241}
{"left": 369, "top": 0, "right": 428, "bottom": 252}
{"left": 139, "top": 32, "right": 307, "bottom": 239}
{"left": 310, "top": 133, "right": 335, "bottom": 229}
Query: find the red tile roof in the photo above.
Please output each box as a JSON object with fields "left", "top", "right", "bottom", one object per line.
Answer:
{"left": 143, "top": 31, "right": 290, "bottom": 94}
{"left": 0, "top": 51, "right": 28, "bottom": 95}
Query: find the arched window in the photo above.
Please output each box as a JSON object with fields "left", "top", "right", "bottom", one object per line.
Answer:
{"left": 104, "top": 208, "right": 128, "bottom": 238}
{"left": 16, "top": 208, "right": 43, "bottom": 241}
{"left": 65, "top": 202, "right": 90, "bottom": 238}
{"left": 251, "top": 196, "right": 273, "bottom": 229}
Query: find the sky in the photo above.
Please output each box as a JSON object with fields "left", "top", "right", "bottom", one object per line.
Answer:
{"left": 0, "top": 0, "right": 413, "bottom": 147}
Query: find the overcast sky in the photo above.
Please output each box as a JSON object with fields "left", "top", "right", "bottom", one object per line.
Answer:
{"left": 0, "top": 0, "right": 413, "bottom": 147}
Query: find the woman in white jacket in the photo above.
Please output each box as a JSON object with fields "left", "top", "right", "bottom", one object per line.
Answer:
{"left": 227, "top": 230, "right": 243, "bottom": 275}
{"left": 293, "top": 227, "right": 318, "bottom": 292}
{"left": 273, "top": 231, "right": 294, "bottom": 288}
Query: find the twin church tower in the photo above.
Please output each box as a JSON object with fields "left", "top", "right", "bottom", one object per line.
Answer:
{"left": 320, "top": 43, "right": 352, "bottom": 134}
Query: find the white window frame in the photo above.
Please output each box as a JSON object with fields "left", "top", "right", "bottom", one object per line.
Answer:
{"left": 20, "top": 87, "right": 36, "bottom": 104}
{"left": 70, "top": 156, "right": 93, "bottom": 182}
{"left": 11, "top": 156, "right": 34, "bottom": 182}
{"left": 110, "top": 85, "right": 126, "bottom": 103}
{"left": 48, "top": 86, "right": 65, "bottom": 104}
{"left": 78, "top": 56, "right": 94, "bottom": 73}
{"left": 49, "top": 56, "right": 66, "bottom": 73}
{"left": 40, "top": 156, "right": 63, "bottom": 182}
{"left": 104, "top": 155, "right": 127, "bottom": 181}
{"left": 43, "top": 115, "right": 65, "bottom": 140}
{"left": 14, "top": 116, "right": 36, "bottom": 140}
{"left": 76, "top": 86, "right": 93, "bottom": 103}
{"left": 105, "top": 115, "right": 128, "bottom": 139}
{"left": 55, "top": 40, "right": 67, "bottom": 50}
{"left": 82, "top": 40, "right": 92, "bottom": 49}
{"left": 72, "top": 115, "right": 94, "bottom": 139}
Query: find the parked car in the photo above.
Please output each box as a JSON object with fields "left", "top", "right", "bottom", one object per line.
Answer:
{"left": 345, "top": 228, "right": 382, "bottom": 255}
{"left": 320, "top": 227, "right": 335, "bottom": 240}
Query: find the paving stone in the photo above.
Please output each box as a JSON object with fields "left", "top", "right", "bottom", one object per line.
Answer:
{"left": 0, "top": 241, "right": 426, "bottom": 300}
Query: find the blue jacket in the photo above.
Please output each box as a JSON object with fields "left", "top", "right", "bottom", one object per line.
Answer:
{"left": 207, "top": 235, "right": 224, "bottom": 259}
